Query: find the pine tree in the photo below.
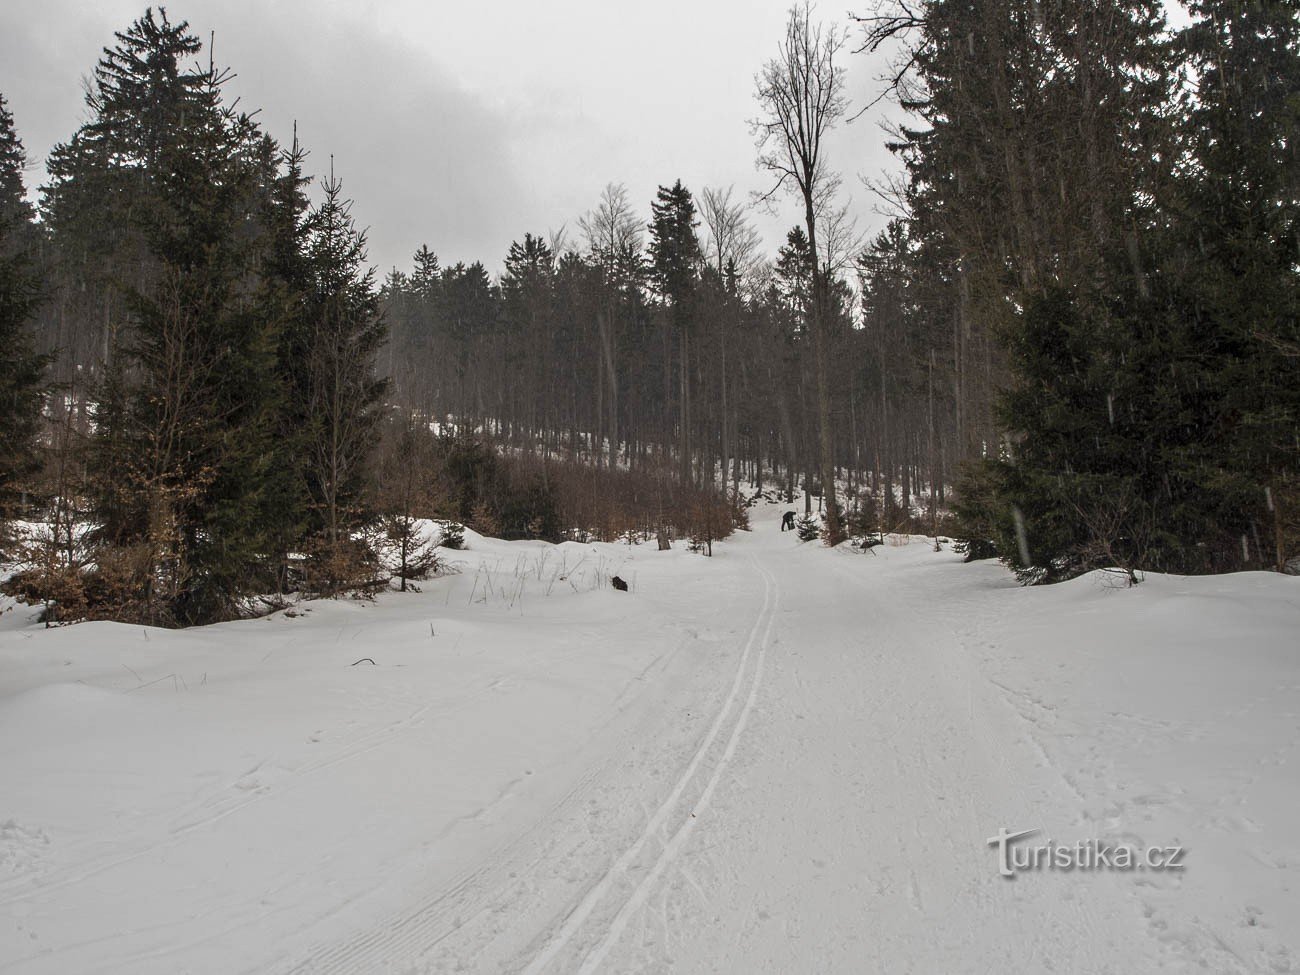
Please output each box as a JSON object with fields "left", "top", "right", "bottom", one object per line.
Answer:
{"left": 774, "top": 227, "right": 814, "bottom": 336}
{"left": 648, "top": 180, "right": 702, "bottom": 485}
{"left": 0, "top": 94, "right": 51, "bottom": 523}
{"left": 440, "top": 260, "right": 498, "bottom": 431}
{"left": 259, "top": 129, "right": 318, "bottom": 596}
{"left": 302, "top": 166, "right": 390, "bottom": 593}
{"left": 501, "top": 233, "right": 554, "bottom": 450}
{"left": 905, "top": 0, "right": 1199, "bottom": 581}
{"left": 55, "top": 12, "right": 287, "bottom": 622}
{"left": 1176, "top": 0, "right": 1300, "bottom": 570}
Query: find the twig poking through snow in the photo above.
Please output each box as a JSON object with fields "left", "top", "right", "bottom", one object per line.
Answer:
{"left": 125, "top": 673, "right": 183, "bottom": 693}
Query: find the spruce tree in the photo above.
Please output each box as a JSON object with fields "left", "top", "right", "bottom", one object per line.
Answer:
{"left": 774, "top": 227, "right": 814, "bottom": 337}
{"left": 501, "top": 233, "right": 554, "bottom": 449}
{"left": 648, "top": 180, "right": 702, "bottom": 485}
{"left": 440, "top": 260, "right": 497, "bottom": 430}
{"left": 302, "top": 167, "right": 389, "bottom": 593}
{"left": 1176, "top": 0, "right": 1300, "bottom": 569}
{"left": 56, "top": 12, "right": 286, "bottom": 622}
{"left": 258, "top": 129, "right": 318, "bottom": 596}
{"left": 412, "top": 245, "right": 441, "bottom": 304}
{"left": 0, "top": 94, "right": 51, "bottom": 523}
{"left": 915, "top": 0, "right": 1204, "bottom": 581}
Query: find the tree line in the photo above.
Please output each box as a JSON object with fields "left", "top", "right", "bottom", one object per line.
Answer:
{"left": 2, "top": 2, "right": 1297, "bottom": 629}
{"left": 0, "top": 9, "right": 760, "bottom": 627}
{"left": 377, "top": 6, "right": 935, "bottom": 548}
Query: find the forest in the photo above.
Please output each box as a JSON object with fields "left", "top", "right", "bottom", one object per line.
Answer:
{"left": 1, "top": 0, "right": 1297, "bottom": 625}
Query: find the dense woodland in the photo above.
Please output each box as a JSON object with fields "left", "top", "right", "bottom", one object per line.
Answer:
{"left": 864, "top": 0, "right": 1299, "bottom": 581}
{"left": 0, "top": 1, "right": 1297, "bottom": 625}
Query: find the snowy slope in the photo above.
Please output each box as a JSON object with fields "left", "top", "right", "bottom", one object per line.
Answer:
{"left": 1, "top": 507, "right": 1297, "bottom": 973}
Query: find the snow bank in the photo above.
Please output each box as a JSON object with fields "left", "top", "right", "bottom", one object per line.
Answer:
{"left": 0, "top": 504, "right": 1296, "bottom": 973}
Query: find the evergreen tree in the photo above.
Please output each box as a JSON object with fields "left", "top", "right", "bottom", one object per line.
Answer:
{"left": 379, "top": 244, "right": 442, "bottom": 407}
{"left": 259, "top": 129, "right": 318, "bottom": 595}
{"left": 412, "top": 244, "right": 442, "bottom": 303}
{"left": 56, "top": 11, "right": 286, "bottom": 622}
{"left": 774, "top": 227, "right": 814, "bottom": 335}
{"left": 302, "top": 167, "right": 389, "bottom": 592}
{"left": 648, "top": 181, "right": 701, "bottom": 306}
{"left": 0, "top": 94, "right": 51, "bottom": 522}
{"left": 440, "top": 260, "right": 498, "bottom": 429}
{"left": 501, "top": 233, "right": 555, "bottom": 448}
{"left": 0, "top": 95, "right": 34, "bottom": 229}
{"left": 648, "top": 180, "right": 702, "bottom": 485}
{"left": 898, "top": 0, "right": 1213, "bottom": 581}
{"left": 580, "top": 183, "right": 645, "bottom": 469}
{"left": 407, "top": 245, "right": 444, "bottom": 395}
{"left": 989, "top": 282, "right": 1257, "bottom": 582}
{"left": 1176, "top": 0, "right": 1300, "bottom": 569}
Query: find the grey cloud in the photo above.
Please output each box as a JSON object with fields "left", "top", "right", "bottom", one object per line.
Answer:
{"left": 2, "top": 0, "right": 533, "bottom": 272}
{"left": 213, "top": 0, "right": 531, "bottom": 272}
{"left": 1, "top": 0, "right": 909, "bottom": 275}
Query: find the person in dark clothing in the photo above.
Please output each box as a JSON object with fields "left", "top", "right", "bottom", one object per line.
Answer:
{"left": 781, "top": 511, "right": 796, "bottom": 532}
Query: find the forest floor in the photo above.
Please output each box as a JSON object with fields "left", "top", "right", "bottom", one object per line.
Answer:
{"left": 1, "top": 503, "right": 1298, "bottom": 974}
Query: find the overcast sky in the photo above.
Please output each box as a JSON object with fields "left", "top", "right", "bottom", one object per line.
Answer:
{"left": 1, "top": 0, "right": 909, "bottom": 274}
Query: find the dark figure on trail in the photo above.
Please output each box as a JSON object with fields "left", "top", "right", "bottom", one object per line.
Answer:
{"left": 611, "top": 575, "right": 629, "bottom": 592}
{"left": 781, "top": 511, "right": 796, "bottom": 532}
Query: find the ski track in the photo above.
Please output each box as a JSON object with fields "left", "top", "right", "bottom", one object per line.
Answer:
{"left": 5, "top": 511, "right": 1298, "bottom": 974}
{"left": 286, "top": 557, "right": 779, "bottom": 975}
{"left": 282, "top": 755, "right": 614, "bottom": 975}
{"left": 536, "top": 558, "right": 776, "bottom": 975}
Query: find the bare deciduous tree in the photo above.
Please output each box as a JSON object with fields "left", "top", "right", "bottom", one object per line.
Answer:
{"left": 579, "top": 183, "right": 643, "bottom": 469}
{"left": 753, "top": 1, "right": 851, "bottom": 545}
{"left": 699, "top": 185, "right": 762, "bottom": 280}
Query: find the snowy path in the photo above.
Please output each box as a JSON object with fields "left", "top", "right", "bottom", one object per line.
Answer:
{"left": 2, "top": 507, "right": 1298, "bottom": 973}
{"left": 598, "top": 527, "right": 1158, "bottom": 974}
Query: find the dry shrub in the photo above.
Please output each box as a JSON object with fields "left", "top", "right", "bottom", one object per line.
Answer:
{"left": 301, "top": 534, "right": 386, "bottom": 598}
{"left": 2, "top": 541, "right": 157, "bottom": 625}
{"left": 425, "top": 434, "right": 739, "bottom": 547}
{"left": 469, "top": 500, "right": 502, "bottom": 538}
{"left": 505, "top": 452, "right": 742, "bottom": 547}
{"left": 2, "top": 565, "right": 88, "bottom": 623}
{"left": 728, "top": 489, "right": 751, "bottom": 532}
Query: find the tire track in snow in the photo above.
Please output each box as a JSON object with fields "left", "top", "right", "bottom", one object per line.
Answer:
{"left": 520, "top": 556, "right": 778, "bottom": 975}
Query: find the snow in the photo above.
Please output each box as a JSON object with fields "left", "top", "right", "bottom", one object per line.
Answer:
{"left": 1, "top": 505, "right": 1298, "bottom": 973}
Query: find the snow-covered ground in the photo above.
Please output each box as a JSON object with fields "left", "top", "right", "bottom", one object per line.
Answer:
{"left": 1, "top": 505, "right": 1297, "bottom": 974}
